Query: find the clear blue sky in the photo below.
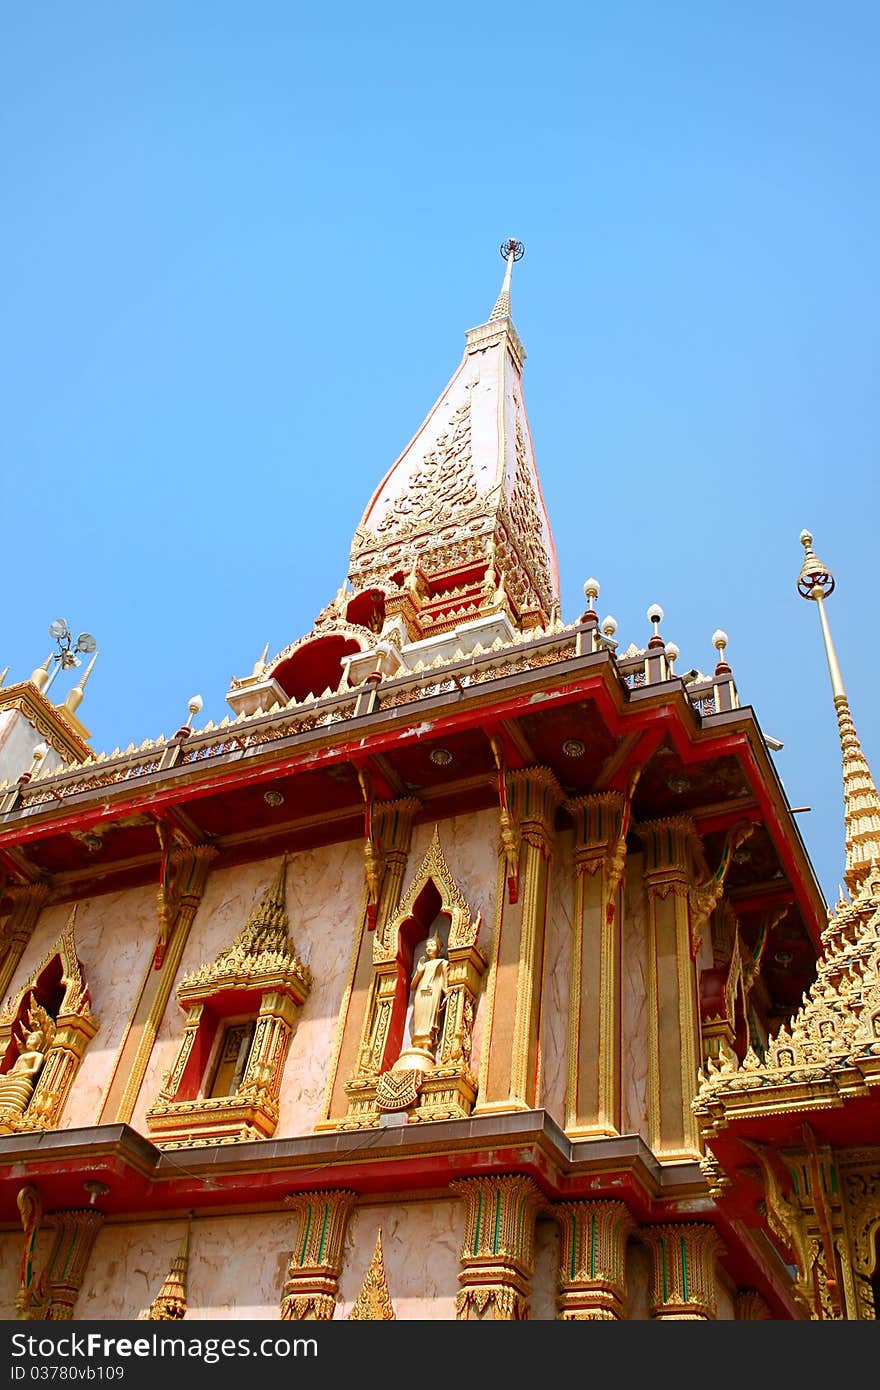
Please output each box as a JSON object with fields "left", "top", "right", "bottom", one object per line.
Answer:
{"left": 2, "top": 3, "right": 877, "bottom": 905}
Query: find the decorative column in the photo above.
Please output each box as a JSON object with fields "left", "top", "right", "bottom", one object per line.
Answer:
{"left": 98, "top": 845, "right": 216, "bottom": 1123}
{"left": 0, "top": 883, "right": 51, "bottom": 1002}
{"left": 320, "top": 798, "right": 419, "bottom": 1126}
{"left": 280, "top": 1190, "right": 357, "bottom": 1320}
{"left": 641, "top": 1223, "right": 724, "bottom": 1320}
{"left": 452, "top": 1175, "right": 543, "bottom": 1320}
{"left": 44, "top": 1210, "right": 106, "bottom": 1320}
{"left": 555, "top": 1199, "right": 633, "bottom": 1319}
{"left": 640, "top": 816, "right": 703, "bottom": 1160}
{"left": 477, "top": 767, "right": 563, "bottom": 1113}
{"left": 564, "top": 789, "right": 632, "bottom": 1136}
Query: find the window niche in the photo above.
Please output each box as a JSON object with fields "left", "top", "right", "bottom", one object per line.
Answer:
{"left": 343, "top": 825, "right": 487, "bottom": 1128}
{"left": 146, "top": 858, "right": 311, "bottom": 1148}
{"left": 0, "top": 908, "right": 98, "bottom": 1135}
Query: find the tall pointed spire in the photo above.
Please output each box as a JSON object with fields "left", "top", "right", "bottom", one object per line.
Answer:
{"left": 489, "top": 237, "right": 524, "bottom": 322}
{"left": 798, "top": 529, "right": 880, "bottom": 890}
{"left": 62, "top": 651, "right": 98, "bottom": 714}
{"left": 346, "top": 239, "right": 559, "bottom": 638}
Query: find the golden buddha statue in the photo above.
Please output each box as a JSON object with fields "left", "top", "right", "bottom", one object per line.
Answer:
{"left": 0, "top": 1002, "right": 54, "bottom": 1130}
{"left": 392, "top": 933, "right": 448, "bottom": 1073}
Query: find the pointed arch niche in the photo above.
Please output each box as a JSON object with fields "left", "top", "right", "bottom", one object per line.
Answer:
{"left": 145, "top": 859, "right": 312, "bottom": 1149}
{"left": 342, "top": 826, "right": 487, "bottom": 1129}
{"left": 0, "top": 909, "right": 99, "bottom": 1134}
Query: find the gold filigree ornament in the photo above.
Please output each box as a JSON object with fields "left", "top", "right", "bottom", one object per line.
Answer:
{"left": 375, "top": 1068, "right": 423, "bottom": 1112}
{"left": 348, "top": 1231, "right": 396, "bottom": 1320}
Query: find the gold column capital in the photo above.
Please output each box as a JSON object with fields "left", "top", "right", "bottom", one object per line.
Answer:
{"left": 452, "top": 1174, "right": 544, "bottom": 1320}
{"left": 555, "top": 1199, "right": 634, "bottom": 1319}
{"left": 281, "top": 1190, "right": 358, "bottom": 1320}
{"left": 640, "top": 1222, "right": 725, "bottom": 1320}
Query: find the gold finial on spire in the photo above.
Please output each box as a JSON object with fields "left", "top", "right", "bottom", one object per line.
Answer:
{"left": 62, "top": 651, "right": 98, "bottom": 715}
{"left": 251, "top": 642, "right": 270, "bottom": 677}
{"left": 490, "top": 238, "right": 525, "bottom": 322}
{"left": 798, "top": 529, "right": 880, "bottom": 890}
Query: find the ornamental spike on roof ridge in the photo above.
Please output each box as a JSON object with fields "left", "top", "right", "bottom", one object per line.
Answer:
{"left": 695, "top": 856, "right": 880, "bottom": 1099}
{"left": 1, "top": 614, "right": 735, "bottom": 805}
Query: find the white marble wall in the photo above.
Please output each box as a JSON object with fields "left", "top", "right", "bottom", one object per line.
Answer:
{"left": 622, "top": 853, "right": 649, "bottom": 1142}
{"left": 77, "top": 1214, "right": 292, "bottom": 1320}
{"left": 539, "top": 830, "right": 572, "bottom": 1125}
{"left": 0, "top": 707, "right": 66, "bottom": 786}
{"left": 337, "top": 1198, "right": 461, "bottom": 1319}
{"left": 4, "top": 886, "right": 157, "bottom": 1130}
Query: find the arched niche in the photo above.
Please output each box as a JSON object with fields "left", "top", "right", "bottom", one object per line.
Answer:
{"left": 146, "top": 858, "right": 312, "bottom": 1149}
{"left": 343, "top": 825, "right": 487, "bottom": 1127}
{"left": 0, "top": 907, "right": 99, "bottom": 1134}
{"left": 271, "top": 632, "right": 366, "bottom": 703}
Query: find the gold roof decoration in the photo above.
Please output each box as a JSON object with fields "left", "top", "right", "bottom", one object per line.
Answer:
{"left": 178, "top": 857, "right": 311, "bottom": 1000}
{"left": 348, "top": 1230, "right": 396, "bottom": 1320}
{"left": 797, "top": 529, "right": 880, "bottom": 892}
{"left": 696, "top": 858, "right": 880, "bottom": 1106}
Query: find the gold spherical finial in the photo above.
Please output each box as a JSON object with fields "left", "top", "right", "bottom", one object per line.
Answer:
{"left": 797, "top": 527, "right": 835, "bottom": 600}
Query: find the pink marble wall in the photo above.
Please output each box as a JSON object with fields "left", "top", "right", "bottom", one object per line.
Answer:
{"left": 624, "top": 1239, "right": 652, "bottom": 1319}
{"left": 337, "top": 1199, "right": 460, "bottom": 1319}
{"left": 531, "top": 1216, "right": 561, "bottom": 1319}
{"left": 77, "top": 1214, "right": 291, "bottom": 1320}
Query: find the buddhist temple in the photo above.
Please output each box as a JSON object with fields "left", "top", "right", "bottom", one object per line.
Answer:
{"left": 0, "top": 241, "right": 876, "bottom": 1320}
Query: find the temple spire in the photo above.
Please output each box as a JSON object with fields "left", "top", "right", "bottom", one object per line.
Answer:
{"left": 489, "top": 238, "right": 524, "bottom": 322}
{"left": 798, "top": 529, "right": 880, "bottom": 891}
{"left": 62, "top": 651, "right": 98, "bottom": 715}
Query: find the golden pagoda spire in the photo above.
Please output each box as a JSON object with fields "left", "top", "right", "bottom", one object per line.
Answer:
{"left": 62, "top": 651, "right": 98, "bottom": 715}
{"left": 180, "top": 854, "right": 311, "bottom": 996}
{"left": 489, "top": 237, "right": 524, "bottom": 322}
{"left": 146, "top": 1225, "right": 190, "bottom": 1320}
{"left": 798, "top": 529, "right": 880, "bottom": 891}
